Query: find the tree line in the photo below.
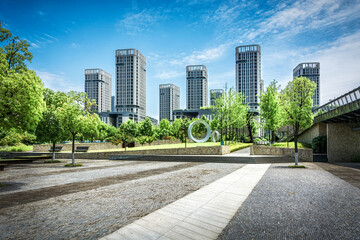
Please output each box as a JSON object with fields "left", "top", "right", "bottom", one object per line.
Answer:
{"left": 0, "top": 23, "right": 316, "bottom": 166}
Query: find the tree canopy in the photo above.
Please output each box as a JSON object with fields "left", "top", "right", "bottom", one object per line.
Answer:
{"left": 280, "top": 76, "right": 316, "bottom": 165}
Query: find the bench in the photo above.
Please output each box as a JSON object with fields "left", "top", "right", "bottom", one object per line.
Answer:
{"left": 49, "top": 146, "right": 63, "bottom": 152}
{"left": 75, "top": 146, "right": 90, "bottom": 152}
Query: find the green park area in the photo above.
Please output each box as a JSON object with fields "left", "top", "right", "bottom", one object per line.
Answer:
{"left": 0, "top": 23, "right": 318, "bottom": 166}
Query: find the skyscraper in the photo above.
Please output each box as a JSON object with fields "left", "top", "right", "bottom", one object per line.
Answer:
{"left": 159, "top": 84, "right": 180, "bottom": 122}
{"left": 210, "top": 89, "right": 224, "bottom": 106}
{"left": 293, "top": 62, "right": 320, "bottom": 106}
{"left": 235, "top": 45, "right": 261, "bottom": 110}
{"left": 84, "top": 68, "right": 111, "bottom": 113}
{"left": 186, "top": 65, "right": 208, "bottom": 110}
{"left": 115, "top": 49, "right": 146, "bottom": 123}
{"left": 111, "top": 96, "right": 115, "bottom": 112}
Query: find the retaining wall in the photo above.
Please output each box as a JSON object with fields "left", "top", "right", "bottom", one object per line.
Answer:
{"left": 250, "top": 145, "right": 313, "bottom": 161}
{"left": 54, "top": 146, "right": 230, "bottom": 159}
{"left": 33, "top": 139, "right": 187, "bottom": 152}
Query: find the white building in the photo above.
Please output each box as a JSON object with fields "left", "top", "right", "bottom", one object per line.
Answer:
{"left": 293, "top": 62, "right": 320, "bottom": 106}
{"left": 84, "top": 68, "right": 111, "bottom": 113}
{"left": 159, "top": 84, "right": 180, "bottom": 122}
{"left": 186, "top": 65, "right": 208, "bottom": 110}
{"left": 115, "top": 49, "right": 146, "bottom": 124}
{"left": 210, "top": 89, "right": 224, "bottom": 106}
{"left": 235, "top": 45, "right": 261, "bottom": 110}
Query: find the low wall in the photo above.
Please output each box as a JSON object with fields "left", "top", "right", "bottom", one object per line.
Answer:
{"left": 327, "top": 123, "right": 360, "bottom": 162}
{"left": 33, "top": 139, "right": 188, "bottom": 152}
{"left": 33, "top": 142, "right": 120, "bottom": 152}
{"left": 54, "top": 146, "right": 230, "bottom": 159}
{"left": 298, "top": 122, "right": 327, "bottom": 144}
{"left": 250, "top": 145, "right": 313, "bottom": 162}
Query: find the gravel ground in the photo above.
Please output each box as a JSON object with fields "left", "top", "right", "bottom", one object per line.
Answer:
{"left": 0, "top": 160, "right": 243, "bottom": 240}
{"left": 218, "top": 163, "right": 360, "bottom": 240}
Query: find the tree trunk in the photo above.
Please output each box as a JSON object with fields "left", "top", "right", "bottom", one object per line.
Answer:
{"left": 247, "top": 114, "right": 253, "bottom": 143}
{"left": 52, "top": 141, "right": 56, "bottom": 161}
{"left": 269, "top": 129, "right": 271, "bottom": 146}
{"left": 72, "top": 133, "right": 75, "bottom": 165}
{"left": 294, "top": 123, "right": 299, "bottom": 165}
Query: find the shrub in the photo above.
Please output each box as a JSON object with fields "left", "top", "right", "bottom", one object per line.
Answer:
{"left": 64, "top": 163, "right": 83, "bottom": 167}
{"left": 312, "top": 136, "right": 327, "bottom": 153}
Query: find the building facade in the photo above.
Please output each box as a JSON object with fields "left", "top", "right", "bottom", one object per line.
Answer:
{"left": 210, "top": 89, "right": 224, "bottom": 106}
{"left": 235, "top": 45, "right": 261, "bottom": 110}
{"left": 111, "top": 96, "right": 115, "bottom": 112}
{"left": 186, "top": 65, "right": 208, "bottom": 110}
{"left": 159, "top": 84, "right": 180, "bottom": 122}
{"left": 293, "top": 62, "right": 320, "bottom": 106}
{"left": 115, "top": 49, "right": 146, "bottom": 124}
{"left": 84, "top": 68, "right": 111, "bottom": 113}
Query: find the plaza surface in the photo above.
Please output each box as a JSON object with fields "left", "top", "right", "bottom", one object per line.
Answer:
{"left": 0, "top": 155, "right": 359, "bottom": 239}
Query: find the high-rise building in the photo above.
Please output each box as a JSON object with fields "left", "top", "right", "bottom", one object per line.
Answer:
{"left": 111, "top": 96, "right": 115, "bottom": 112}
{"left": 159, "top": 84, "right": 180, "bottom": 122}
{"left": 186, "top": 65, "right": 208, "bottom": 110}
{"left": 84, "top": 68, "right": 111, "bottom": 113}
{"left": 293, "top": 62, "right": 320, "bottom": 106}
{"left": 210, "top": 89, "right": 224, "bottom": 106}
{"left": 235, "top": 45, "right": 261, "bottom": 110}
{"left": 115, "top": 49, "right": 146, "bottom": 123}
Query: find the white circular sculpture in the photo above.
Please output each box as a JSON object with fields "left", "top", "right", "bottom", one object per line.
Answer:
{"left": 188, "top": 120, "right": 211, "bottom": 143}
{"left": 211, "top": 131, "right": 220, "bottom": 142}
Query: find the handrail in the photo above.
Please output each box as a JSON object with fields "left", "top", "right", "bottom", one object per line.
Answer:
{"left": 312, "top": 86, "right": 360, "bottom": 116}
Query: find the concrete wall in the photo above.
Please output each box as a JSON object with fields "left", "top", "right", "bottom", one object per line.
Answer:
{"left": 327, "top": 123, "right": 360, "bottom": 162}
{"left": 33, "top": 142, "right": 120, "bottom": 152}
{"left": 54, "top": 146, "right": 230, "bottom": 159}
{"left": 298, "top": 123, "right": 327, "bottom": 144}
{"left": 250, "top": 145, "right": 313, "bottom": 161}
{"left": 34, "top": 139, "right": 188, "bottom": 152}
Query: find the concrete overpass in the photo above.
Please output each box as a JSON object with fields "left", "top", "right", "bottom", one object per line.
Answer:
{"left": 299, "top": 86, "right": 360, "bottom": 162}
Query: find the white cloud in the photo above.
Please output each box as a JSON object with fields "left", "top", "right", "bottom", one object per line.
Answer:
{"left": 35, "top": 70, "right": 83, "bottom": 93}
{"left": 247, "top": 0, "right": 360, "bottom": 40}
{"left": 313, "top": 32, "right": 360, "bottom": 104}
{"left": 70, "top": 43, "right": 78, "bottom": 48}
{"left": 169, "top": 43, "right": 231, "bottom": 66}
{"left": 115, "top": 9, "right": 166, "bottom": 35}
{"left": 155, "top": 70, "right": 183, "bottom": 80}
{"left": 209, "top": 70, "right": 235, "bottom": 89}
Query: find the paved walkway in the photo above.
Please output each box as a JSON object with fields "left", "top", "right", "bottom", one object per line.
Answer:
{"left": 101, "top": 164, "right": 270, "bottom": 240}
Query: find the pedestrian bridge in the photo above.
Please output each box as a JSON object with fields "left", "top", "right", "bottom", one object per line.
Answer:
{"left": 299, "top": 86, "right": 360, "bottom": 162}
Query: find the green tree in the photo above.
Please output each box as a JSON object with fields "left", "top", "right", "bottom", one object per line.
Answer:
{"left": 158, "top": 119, "right": 172, "bottom": 139}
{"left": 0, "top": 23, "right": 32, "bottom": 73}
{"left": 0, "top": 24, "right": 45, "bottom": 132}
{"left": 211, "top": 88, "right": 248, "bottom": 144}
{"left": 56, "top": 92, "right": 94, "bottom": 165}
{"left": 138, "top": 117, "right": 154, "bottom": 137}
{"left": 36, "top": 110, "right": 67, "bottom": 161}
{"left": 280, "top": 77, "right": 316, "bottom": 165}
{"left": 259, "top": 80, "right": 281, "bottom": 146}
{"left": 172, "top": 118, "right": 190, "bottom": 145}
{"left": 0, "top": 68, "right": 45, "bottom": 132}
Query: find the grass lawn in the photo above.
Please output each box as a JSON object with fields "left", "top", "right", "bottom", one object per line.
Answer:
{"left": 0, "top": 145, "right": 33, "bottom": 152}
{"left": 84, "top": 142, "right": 220, "bottom": 153}
{"left": 229, "top": 143, "right": 252, "bottom": 152}
{"left": 271, "top": 142, "right": 312, "bottom": 149}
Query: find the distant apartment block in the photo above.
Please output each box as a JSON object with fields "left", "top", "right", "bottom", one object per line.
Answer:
{"left": 235, "top": 45, "right": 261, "bottom": 110}
{"left": 111, "top": 96, "right": 115, "bottom": 112}
{"left": 293, "top": 62, "right": 320, "bottom": 106}
{"left": 210, "top": 89, "right": 224, "bottom": 106}
{"left": 115, "top": 49, "right": 146, "bottom": 123}
{"left": 159, "top": 84, "right": 180, "bottom": 122}
{"left": 84, "top": 68, "right": 111, "bottom": 113}
{"left": 186, "top": 65, "right": 208, "bottom": 110}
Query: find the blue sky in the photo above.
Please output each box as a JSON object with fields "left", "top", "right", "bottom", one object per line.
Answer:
{"left": 1, "top": 0, "right": 360, "bottom": 119}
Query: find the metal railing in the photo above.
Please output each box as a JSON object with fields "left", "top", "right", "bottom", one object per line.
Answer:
{"left": 312, "top": 86, "right": 360, "bottom": 117}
